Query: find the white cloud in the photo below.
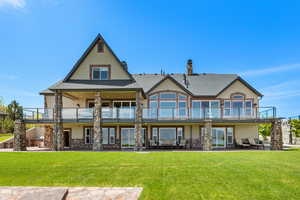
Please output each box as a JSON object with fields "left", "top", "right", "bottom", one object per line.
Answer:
{"left": 0, "top": 0, "right": 26, "bottom": 8}
{"left": 260, "top": 79, "right": 300, "bottom": 100}
{"left": 240, "top": 63, "right": 300, "bottom": 77}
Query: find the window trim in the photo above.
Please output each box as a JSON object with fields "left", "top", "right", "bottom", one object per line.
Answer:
{"left": 90, "top": 65, "right": 111, "bottom": 80}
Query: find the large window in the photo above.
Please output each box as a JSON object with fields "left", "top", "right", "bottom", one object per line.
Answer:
{"left": 152, "top": 127, "right": 184, "bottom": 146}
{"left": 201, "top": 127, "right": 234, "bottom": 148}
{"left": 223, "top": 93, "right": 253, "bottom": 117}
{"left": 102, "top": 127, "right": 116, "bottom": 144}
{"left": 149, "top": 92, "right": 188, "bottom": 118}
{"left": 192, "top": 100, "right": 220, "bottom": 118}
{"left": 91, "top": 66, "right": 109, "bottom": 80}
{"left": 159, "top": 128, "right": 177, "bottom": 145}
{"left": 121, "top": 128, "right": 146, "bottom": 148}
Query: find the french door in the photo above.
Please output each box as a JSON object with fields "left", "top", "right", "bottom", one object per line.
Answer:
{"left": 212, "top": 128, "right": 226, "bottom": 148}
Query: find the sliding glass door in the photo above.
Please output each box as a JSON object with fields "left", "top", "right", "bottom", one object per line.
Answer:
{"left": 121, "top": 128, "right": 145, "bottom": 148}
{"left": 212, "top": 128, "right": 226, "bottom": 148}
{"left": 159, "top": 128, "right": 177, "bottom": 145}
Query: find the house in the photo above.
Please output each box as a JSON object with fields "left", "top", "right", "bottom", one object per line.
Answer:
{"left": 22, "top": 34, "right": 282, "bottom": 151}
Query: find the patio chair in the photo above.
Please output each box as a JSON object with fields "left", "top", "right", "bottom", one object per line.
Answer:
{"left": 251, "top": 138, "right": 264, "bottom": 150}
{"left": 239, "top": 138, "right": 251, "bottom": 149}
{"left": 150, "top": 139, "right": 157, "bottom": 148}
{"left": 178, "top": 139, "right": 186, "bottom": 149}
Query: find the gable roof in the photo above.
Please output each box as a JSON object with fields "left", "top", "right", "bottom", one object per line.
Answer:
{"left": 132, "top": 73, "right": 263, "bottom": 97}
{"left": 63, "top": 34, "right": 133, "bottom": 82}
{"left": 146, "top": 75, "right": 193, "bottom": 95}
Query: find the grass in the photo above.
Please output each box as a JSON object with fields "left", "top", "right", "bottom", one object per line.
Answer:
{"left": 0, "top": 133, "right": 13, "bottom": 142}
{"left": 0, "top": 151, "right": 300, "bottom": 200}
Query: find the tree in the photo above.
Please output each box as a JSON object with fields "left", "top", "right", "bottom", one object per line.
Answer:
{"left": 289, "top": 119, "right": 300, "bottom": 138}
{"left": 0, "top": 97, "right": 5, "bottom": 113}
{"left": 7, "top": 100, "right": 23, "bottom": 121}
{"left": 258, "top": 124, "right": 272, "bottom": 140}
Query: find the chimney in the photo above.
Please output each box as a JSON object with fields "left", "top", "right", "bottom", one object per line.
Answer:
{"left": 187, "top": 59, "right": 193, "bottom": 75}
{"left": 122, "top": 61, "right": 128, "bottom": 71}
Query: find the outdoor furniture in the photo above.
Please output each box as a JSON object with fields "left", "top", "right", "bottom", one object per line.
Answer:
{"left": 239, "top": 138, "right": 251, "bottom": 148}
{"left": 251, "top": 138, "right": 264, "bottom": 149}
{"left": 178, "top": 139, "right": 186, "bottom": 149}
{"left": 150, "top": 139, "right": 157, "bottom": 148}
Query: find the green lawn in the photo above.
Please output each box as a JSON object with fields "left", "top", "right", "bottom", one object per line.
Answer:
{"left": 0, "top": 133, "right": 13, "bottom": 142}
{"left": 0, "top": 151, "right": 299, "bottom": 200}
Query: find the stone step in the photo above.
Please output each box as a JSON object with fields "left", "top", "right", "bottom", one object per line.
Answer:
{"left": 0, "top": 187, "right": 142, "bottom": 200}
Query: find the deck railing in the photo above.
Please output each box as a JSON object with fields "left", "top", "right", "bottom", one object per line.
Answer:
{"left": 23, "top": 106, "right": 277, "bottom": 122}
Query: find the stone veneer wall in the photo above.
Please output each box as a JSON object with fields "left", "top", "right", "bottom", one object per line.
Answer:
{"left": 71, "top": 139, "right": 121, "bottom": 150}
{"left": 44, "top": 125, "right": 53, "bottom": 148}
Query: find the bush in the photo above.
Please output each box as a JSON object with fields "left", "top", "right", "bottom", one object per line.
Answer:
{"left": 1, "top": 117, "right": 14, "bottom": 133}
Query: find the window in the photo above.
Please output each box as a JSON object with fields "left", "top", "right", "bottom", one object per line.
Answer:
{"left": 192, "top": 101, "right": 201, "bottom": 118}
{"left": 192, "top": 100, "right": 220, "bottom": 118}
{"left": 150, "top": 94, "right": 158, "bottom": 100}
{"left": 178, "top": 101, "right": 187, "bottom": 117}
{"left": 92, "top": 66, "right": 109, "bottom": 80}
{"left": 224, "top": 101, "right": 231, "bottom": 117}
{"left": 160, "top": 92, "right": 176, "bottom": 99}
{"left": 227, "top": 128, "right": 233, "bottom": 145}
{"left": 152, "top": 128, "right": 158, "bottom": 143}
{"left": 101, "top": 128, "right": 116, "bottom": 144}
{"left": 159, "top": 128, "right": 177, "bottom": 145}
{"left": 177, "top": 127, "right": 183, "bottom": 144}
{"left": 179, "top": 95, "right": 187, "bottom": 100}
{"left": 97, "top": 41, "right": 104, "bottom": 53}
{"left": 245, "top": 101, "right": 252, "bottom": 116}
{"left": 231, "top": 94, "right": 245, "bottom": 99}
{"left": 85, "top": 127, "right": 93, "bottom": 144}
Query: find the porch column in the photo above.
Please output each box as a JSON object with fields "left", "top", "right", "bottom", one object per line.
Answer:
{"left": 13, "top": 119, "right": 27, "bottom": 151}
{"left": 93, "top": 92, "right": 103, "bottom": 151}
{"left": 53, "top": 91, "right": 63, "bottom": 151}
{"left": 135, "top": 90, "right": 143, "bottom": 151}
{"left": 271, "top": 120, "right": 283, "bottom": 150}
{"left": 203, "top": 119, "right": 212, "bottom": 151}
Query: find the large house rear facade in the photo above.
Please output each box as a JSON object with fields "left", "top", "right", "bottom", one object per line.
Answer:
{"left": 23, "top": 34, "right": 281, "bottom": 151}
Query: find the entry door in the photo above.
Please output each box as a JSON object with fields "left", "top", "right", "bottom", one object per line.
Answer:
{"left": 121, "top": 128, "right": 135, "bottom": 148}
{"left": 212, "top": 128, "right": 225, "bottom": 148}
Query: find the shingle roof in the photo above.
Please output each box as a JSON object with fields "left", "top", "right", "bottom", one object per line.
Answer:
{"left": 41, "top": 73, "right": 262, "bottom": 97}
{"left": 47, "top": 80, "right": 142, "bottom": 91}
{"left": 132, "top": 73, "right": 262, "bottom": 96}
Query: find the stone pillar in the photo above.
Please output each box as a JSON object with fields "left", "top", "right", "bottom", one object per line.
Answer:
{"left": 53, "top": 91, "right": 64, "bottom": 151}
{"left": 93, "top": 92, "right": 103, "bottom": 151}
{"left": 203, "top": 120, "right": 212, "bottom": 151}
{"left": 135, "top": 90, "right": 143, "bottom": 151}
{"left": 13, "top": 119, "right": 27, "bottom": 151}
{"left": 271, "top": 120, "right": 283, "bottom": 150}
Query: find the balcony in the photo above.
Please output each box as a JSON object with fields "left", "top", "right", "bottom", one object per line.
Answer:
{"left": 23, "top": 107, "right": 277, "bottom": 123}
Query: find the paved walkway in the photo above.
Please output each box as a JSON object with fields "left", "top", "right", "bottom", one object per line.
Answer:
{"left": 0, "top": 187, "right": 143, "bottom": 200}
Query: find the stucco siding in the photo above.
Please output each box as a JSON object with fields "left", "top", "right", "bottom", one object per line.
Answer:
{"left": 235, "top": 125, "right": 259, "bottom": 144}
{"left": 69, "top": 126, "right": 84, "bottom": 139}
{"left": 45, "top": 95, "right": 76, "bottom": 108}
{"left": 69, "top": 43, "right": 130, "bottom": 80}
{"left": 151, "top": 79, "right": 188, "bottom": 94}
{"left": 217, "top": 80, "right": 259, "bottom": 104}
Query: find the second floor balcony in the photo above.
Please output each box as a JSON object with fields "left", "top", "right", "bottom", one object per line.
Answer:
{"left": 23, "top": 106, "right": 277, "bottom": 123}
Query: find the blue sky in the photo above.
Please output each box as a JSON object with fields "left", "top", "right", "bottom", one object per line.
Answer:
{"left": 0, "top": 0, "right": 300, "bottom": 117}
